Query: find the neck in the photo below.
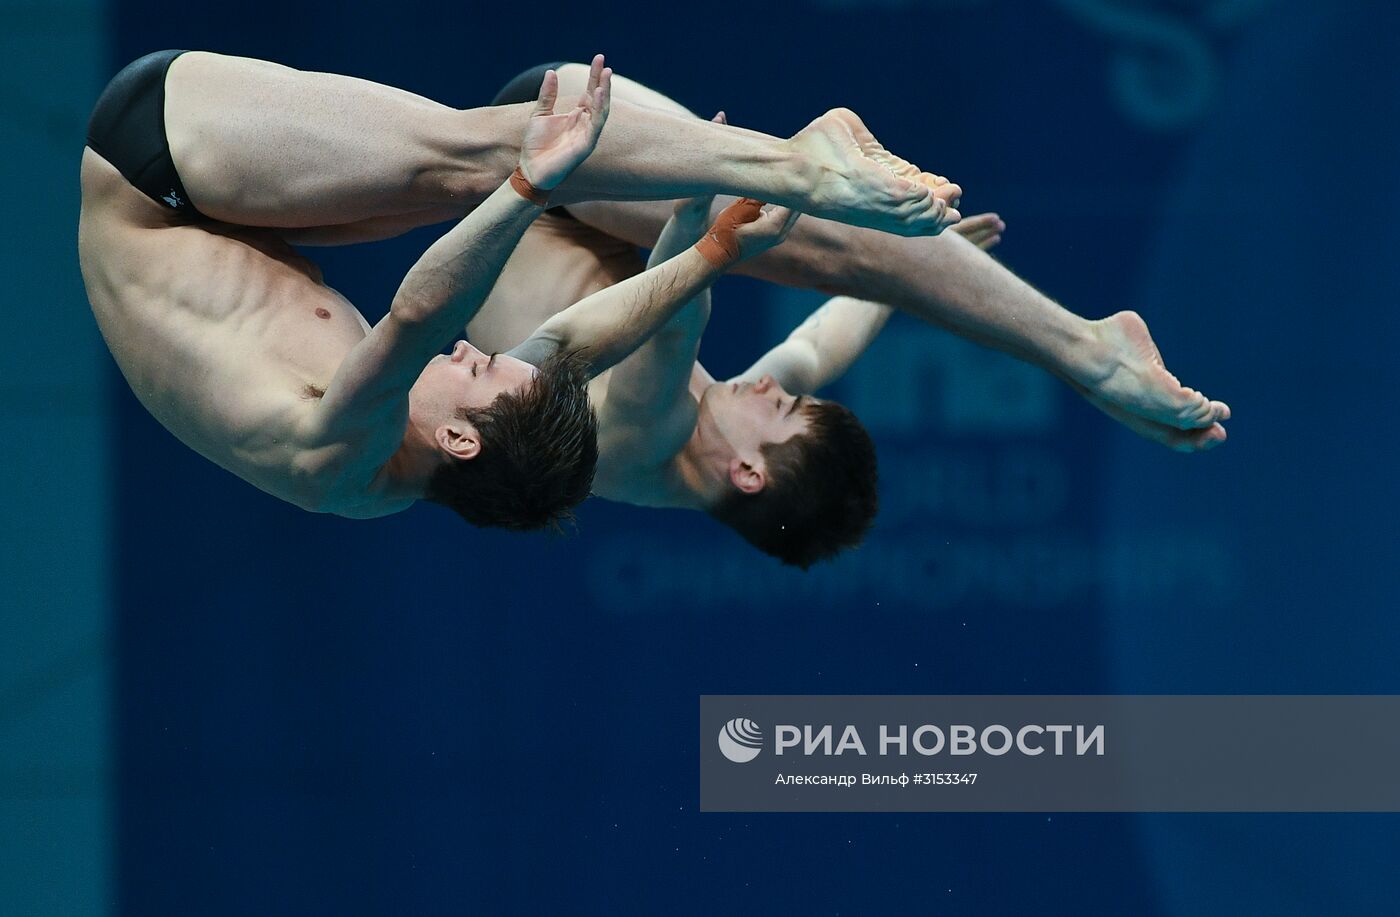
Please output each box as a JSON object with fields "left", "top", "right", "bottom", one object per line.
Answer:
{"left": 376, "top": 425, "right": 440, "bottom": 501}
{"left": 671, "top": 417, "right": 734, "bottom": 511}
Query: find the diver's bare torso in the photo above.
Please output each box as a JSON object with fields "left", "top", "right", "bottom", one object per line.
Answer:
{"left": 78, "top": 148, "right": 412, "bottom": 517}
{"left": 467, "top": 212, "right": 697, "bottom": 506}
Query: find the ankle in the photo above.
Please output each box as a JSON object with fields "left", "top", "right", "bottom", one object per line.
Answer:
{"left": 1060, "top": 315, "right": 1121, "bottom": 388}
{"left": 778, "top": 139, "right": 823, "bottom": 206}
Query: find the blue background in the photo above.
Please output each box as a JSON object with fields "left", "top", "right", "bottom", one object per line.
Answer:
{"left": 89, "top": 0, "right": 1400, "bottom": 914}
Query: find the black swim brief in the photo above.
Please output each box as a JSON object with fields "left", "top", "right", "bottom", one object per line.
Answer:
{"left": 491, "top": 61, "right": 576, "bottom": 221}
{"left": 87, "top": 49, "right": 204, "bottom": 219}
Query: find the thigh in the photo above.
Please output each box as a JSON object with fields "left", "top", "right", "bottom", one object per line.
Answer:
{"left": 164, "top": 52, "right": 477, "bottom": 227}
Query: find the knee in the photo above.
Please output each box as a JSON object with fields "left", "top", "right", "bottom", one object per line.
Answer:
{"left": 412, "top": 162, "right": 489, "bottom": 209}
{"left": 406, "top": 107, "right": 517, "bottom": 208}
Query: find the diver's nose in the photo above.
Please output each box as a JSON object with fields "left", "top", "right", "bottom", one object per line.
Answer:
{"left": 753, "top": 374, "right": 776, "bottom": 393}
{"left": 449, "top": 341, "right": 469, "bottom": 362}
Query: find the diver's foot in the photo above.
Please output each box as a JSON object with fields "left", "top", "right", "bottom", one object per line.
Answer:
{"left": 1074, "top": 310, "right": 1231, "bottom": 450}
{"left": 788, "top": 108, "right": 960, "bottom": 236}
{"left": 951, "top": 212, "right": 1004, "bottom": 250}
{"left": 826, "top": 108, "right": 963, "bottom": 211}
{"left": 1080, "top": 385, "right": 1228, "bottom": 452}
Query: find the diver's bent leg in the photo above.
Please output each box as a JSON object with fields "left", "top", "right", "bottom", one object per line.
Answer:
{"left": 566, "top": 196, "right": 1227, "bottom": 443}
{"left": 163, "top": 53, "right": 806, "bottom": 230}
{"left": 163, "top": 52, "right": 498, "bottom": 227}
{"left": 165, "top": 52, "right": 944, "bottom": 235}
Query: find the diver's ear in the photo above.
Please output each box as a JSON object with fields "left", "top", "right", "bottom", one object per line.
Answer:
{"left": 435, "top": 421, "right": 481, "bottom": 461}
{"left": 729, "top": 457, "right": 766, "bottom": 495}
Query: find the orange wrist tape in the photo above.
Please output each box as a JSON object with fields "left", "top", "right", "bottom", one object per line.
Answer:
{"left": 694, "top": 198, "right": 764, "bottom": 267}
{"left": 509, "top": 166, "right": 550, "bottom": 207}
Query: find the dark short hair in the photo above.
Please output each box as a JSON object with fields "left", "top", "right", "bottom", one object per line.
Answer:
{"left": 425, "top": 351, "right": 598, "bottom": 531}
{"left": 708, "top": 400, "right": 878, "bottom": 568}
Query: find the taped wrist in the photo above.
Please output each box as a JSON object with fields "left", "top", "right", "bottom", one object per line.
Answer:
{"left": 695, "top": 230, "right": 740, "bottom": 267}
{"left": 509, "top": 166, "right": 550, "bottom": 207}
{"left": 694, "top": 198, "right": 764, "bottom": 267}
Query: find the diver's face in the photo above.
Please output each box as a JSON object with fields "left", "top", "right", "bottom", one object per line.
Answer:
{"left": 410, "top": 341, "right": 538, "bottom": 462}
{"left": 704, "top": 374, "right": 814, "bottom": 458}
{"left": 424, "top": 340, "right": 537, "bottom": 411}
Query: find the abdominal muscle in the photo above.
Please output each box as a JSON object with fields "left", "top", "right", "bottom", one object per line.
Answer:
{"left": 80, "top": 150, "right": 380, "bottom": 509}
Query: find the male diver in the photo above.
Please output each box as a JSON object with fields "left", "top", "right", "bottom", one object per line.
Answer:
{"left": 79, "top": 52, "right": 956, "bottom": 528}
